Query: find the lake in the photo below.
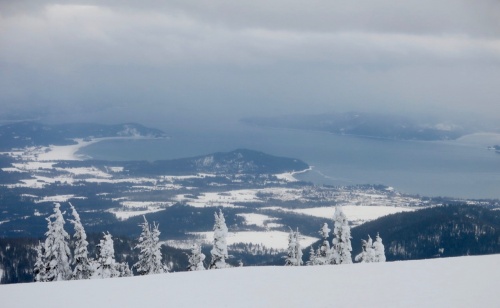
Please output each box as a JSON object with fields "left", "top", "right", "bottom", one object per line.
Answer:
{"left": 80, "top": 124, "right": 500, "bottom": 199}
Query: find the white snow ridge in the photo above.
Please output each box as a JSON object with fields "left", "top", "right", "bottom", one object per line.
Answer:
{"left": 1, "top": 255, "right": 499, "bottom": 307}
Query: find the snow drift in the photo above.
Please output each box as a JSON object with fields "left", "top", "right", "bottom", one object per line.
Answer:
{"left": 1, "top": 255, "right": 499, "bottom": 307}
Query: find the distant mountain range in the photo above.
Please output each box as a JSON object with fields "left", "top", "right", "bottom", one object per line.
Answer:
{"left": 0, "top": 122, "right": 167, "bottom": 150}
{"left": 242, "top": 112, "right": 468, "bottom": 141}
{"left": 78, "top": 149, "right": 309, "bottom": 176}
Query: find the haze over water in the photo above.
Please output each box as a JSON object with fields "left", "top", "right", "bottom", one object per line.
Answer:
{"left": 81, "top": 123, "right": 500, "bottom": 199}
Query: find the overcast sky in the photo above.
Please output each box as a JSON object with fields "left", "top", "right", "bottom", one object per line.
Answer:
{"left": 1, "top": 1, "right": 499, "bottom": 128}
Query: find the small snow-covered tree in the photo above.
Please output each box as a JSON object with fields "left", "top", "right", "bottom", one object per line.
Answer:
{"left": 307, "top": 246, "right": 317, "bottom": 266}
{"left": 285, "top": 228, "right": 303, "bottom": 266}
{"left": 319, "top": 222, "right": 331, "bottom": 240}
{"left": 355, "top": 235, "right": 375, "bottom": 263}
{"left": 44, "top": 203, "right": 72, "bottom": 281}
{"left": 373, "top": 233, "right": 386, "bottom": 262}
{"left": 92, "top": 232, "right": 119, "bottom": 279}
{"left": 69, "top": 203, "right": 93, "bottom": 280}
{"left": 134, "top": 216, "right": 165, "bottom": 275}
{"left": 116, "top": 262, "right": 133, "bottom": 277}
{"left": 316, "top": 223, "right": 331, "bottom": 265}
{"left": 209, "top": 210, "right": 229, "bottom": 269}
{"left": 331, "top": 206, "right": 352, "bottom": 265}
{"left": 187, "top": 243, "right": 206, "bottom": 271}
{"left": 33, "top": 242, "right": 46, "bottom": 282}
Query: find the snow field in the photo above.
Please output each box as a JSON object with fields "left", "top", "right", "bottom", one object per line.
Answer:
{"left": 182, "top": 231, "right": 318, "bottom": 251}
{"left": 107, "top": 209, "right": 165, "bottom": 221}
{"left": 2, "top": 255, "right": 499, "bottom": 307}
{"left": 274, "top": 167, "right": 312, "bottom": 182}
{"left": 107, "top": 201, "right": 176, "bottom": 220}
{"left": 262, "top": 205, "right": 416, "bottom": 225}
{"left": 174, "top": 187, "right": 304, "bottom": 208}
{"left": 236, "top": 213, "right": 281, "bottom": 228}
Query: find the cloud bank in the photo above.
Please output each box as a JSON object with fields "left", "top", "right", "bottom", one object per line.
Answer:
{"left": 1, "top": 1, "right": 499, "bottom": 127}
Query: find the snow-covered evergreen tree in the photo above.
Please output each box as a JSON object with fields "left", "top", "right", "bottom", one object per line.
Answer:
{"left": 307, "top": 246, "right": 317, "bottom": 266}
{"left": 316, "top": 223, "right": 331, "bottom": 265}
{"left": 69, "top": 203, "right": 93, "bottom": 280}
{"left": 187, "top": 243, "right": 206, "bottom": 271}
{"left": 373, "top": 233, "right": 386, "bottom": 262}
{"left": 331, "top": 206, "right": 352, "bottom": 265}
{"left": 92, "top": 232, "right": 120, "bottom": 279}
{"left": 355, "top": 235, "right": 375, "bottom": 263}
{"left": 43, "top": 203, "right": 72, "bottom": 281}
{"left": 285, "top": 228, "right": 303, "bottom": 266}
{"left": 209, "top": 209, "right": 229, "bottom": 269}
{"left": 33, "top": 242, "right": 46, "bottom": 282}
{"left": 134, "top": 216, "right": 165, "bottom": 275}
{"left": 116, "top": 262, "right": 133, "bottom": 277}
{"left": 319, "top": 222, "right": 331, "bottom": 240}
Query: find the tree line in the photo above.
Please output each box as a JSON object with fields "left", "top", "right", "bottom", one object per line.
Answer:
{"left": 285, "top": 206, "right": 385, "bottom": 266}
{"left": 33, "top": 203, "right": 385, "bottom": 282}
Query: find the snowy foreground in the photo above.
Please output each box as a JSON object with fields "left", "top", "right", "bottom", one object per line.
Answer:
{"left": 2, "top": 255, "right": 499, "bottom": 307}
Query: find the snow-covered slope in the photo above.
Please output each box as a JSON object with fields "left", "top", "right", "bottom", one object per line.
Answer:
{"left": 1, "top": 255, "right": 498, "bottom": 307}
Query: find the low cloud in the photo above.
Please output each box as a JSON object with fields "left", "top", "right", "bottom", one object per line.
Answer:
{"left": 1, "top": 1, "right": 499, "bottom": 126}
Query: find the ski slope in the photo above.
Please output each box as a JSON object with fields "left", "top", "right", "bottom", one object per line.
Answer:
{"left": 1, "top": 255, "right": 498, "bottom": 307}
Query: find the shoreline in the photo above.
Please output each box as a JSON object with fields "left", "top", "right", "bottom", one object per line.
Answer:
{"left": 8, "top": 136, "right": 162, "bottom": 162}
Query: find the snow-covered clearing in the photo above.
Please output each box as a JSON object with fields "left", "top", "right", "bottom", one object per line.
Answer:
{"left": 237, "top": 213, "right": 281, "bottom": 228}
{"left": 20, "top": 138, "right": 101, "bottom": 161}
{"left": 174, "top": 187, "right": 303, "bottom": 208}
{"left": 262, "top": 205, "right": 416, "bottom": 226}
{"left": 274, "top": 166, "right": 312, "bottom": 182}
{"left": 2, "top": 255, "right": 499, "bottom": 307}
{"left": 181, "top": 231, "right": 318, "bottom": 250}
{"left": 107, "top": 201, "right": 176, "bottom": 220}
{"left": 108, "top": 208, "right": 166, "bottom": 220}
{"left": 12, "top": 162, "right": 56, "bottom": 170}
{"left": 175, "top": 190, "right": 261, "bottom": 208}
{"left": 1, "top": 136, "right": 153, "bottom": 162}
{"left": 161, "top": 173, "right": 216, "bottom": 182}
{"left": 55, "top": 167, "right": 112, "bottom": 178}
{"left": 34, "top": 195, "right": 86, "bottom": 203}
{"left": 120, "top": 201, "right": 174, "bottom": 209}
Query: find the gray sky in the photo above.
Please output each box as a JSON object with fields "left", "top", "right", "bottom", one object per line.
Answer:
{"left": 1, "top": 0, "right": 499, "bottom": 129}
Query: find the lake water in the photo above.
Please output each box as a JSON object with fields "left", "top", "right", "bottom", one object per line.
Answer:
{"left": 80, "top": 124, "right": 500, "bottom": 199}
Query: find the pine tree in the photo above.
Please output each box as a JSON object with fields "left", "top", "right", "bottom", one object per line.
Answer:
{"left": 134, "top": 216, "right": 165, "bottom": 275}
{"left": 316, "top": 223, "right": 331, "bottom": 265}
{"left": 355, "top": 235, "right": 375, "bottom": 263}
{"left": 209, "top": 209, "right": 229, "bottom": 269}
{"left": 33, "top": 242, "right": 46, "bottom": 282}
{"left": 331, "top": 206, "right": 352, "bottom": 264}
{"left": 92, "top": 232, "right": 120, "bottom": 279}
{"left": 295, "top": 229, "right": 303, "bottom": 266}
{"left": 43, "top": 203, "right": 72, "bottom": 281}
{"left": 319, "top": 222, "right": 331, "bottom": 240}
{"left": 307, "top": 246, "right": 317, "bottom": 266}
{"left": 116, "top": 262, "right": 133, "bottom": 277}
{"left": 69, "top": 203, "right": 93, "bottom": 280}
{"left": 187, "top": 243, "right": 206, "bottom": 271}
{"left": 285, "top": 228, "right": 303, "bottom": 266}
{"left": 373, "top": 233, "right": 386, "bottom": 262}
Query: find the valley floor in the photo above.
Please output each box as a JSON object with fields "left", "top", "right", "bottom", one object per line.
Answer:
{"left": 1, "top": 254, "right": 498, "bottom": 308}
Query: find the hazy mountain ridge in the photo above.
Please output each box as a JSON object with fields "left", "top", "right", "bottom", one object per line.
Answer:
{"left": 120, "top": 149, "right": 309, "bottom": 175}
{"left": 242, "top": 112, "right": 469, "bottom": 141}
{"left": 0, "top": 122, "right": 167, "bottom": 150}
